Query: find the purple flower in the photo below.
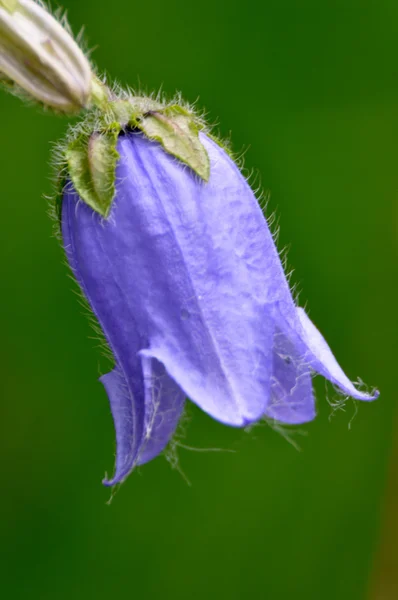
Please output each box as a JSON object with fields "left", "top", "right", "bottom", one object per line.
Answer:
{"left": 62, "top": 131, "right": 378, "bottom": 486}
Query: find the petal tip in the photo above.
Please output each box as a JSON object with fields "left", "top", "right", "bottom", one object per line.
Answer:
{"left": 350, "top": 386, "right": 380, "bottom": 402}
{"left": 102, "top": 475, "right": 123, "bottom": 488}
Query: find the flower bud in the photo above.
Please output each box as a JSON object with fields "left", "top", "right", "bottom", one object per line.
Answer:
{"left": 0, "top": 0, "right": 92, "bottom": 112}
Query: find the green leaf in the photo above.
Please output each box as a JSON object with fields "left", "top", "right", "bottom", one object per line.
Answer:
{"left": 65, "top": 124, "right": 120, "bottom": 218}
{"left": 136, "top": 106, "right": 210, "bottom": 181}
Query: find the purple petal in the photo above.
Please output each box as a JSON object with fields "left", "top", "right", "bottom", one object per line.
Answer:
{"left": 137, "top": 354, "right": 185, "bottom": 465}
{"left": 100, "top": 367, "right": 135, "bottom": 484}
{"left": 272, "top": 302, "right": 378, "bottom": 402}
{"left": 265, "top": 329, "right": 316, "bottom": 424}
{"left": 295, "top": 307, "right": 379, "bottom": 401}
{"left": 62, "top": 128, "right": 378, "bottom": 483}
{"left": 63, "top": 186, "right": 185, "bottom": 485}
{"left": 63, "top": 132, "right": 278, "bottom": 427}
{"left": 100, "top": 358, "right": 185, "bottom": 486}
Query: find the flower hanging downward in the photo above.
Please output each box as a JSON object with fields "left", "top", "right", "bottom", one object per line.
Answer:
{"left": 62, "top": 128, "right": 379, "bottom": 486}
{"left": 0, "top": 0, "right": 379, "bottom": 489}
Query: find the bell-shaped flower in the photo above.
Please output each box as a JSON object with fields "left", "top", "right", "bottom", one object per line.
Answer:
{"left": 62, "top": 131, "right": 378, "bottom": 486}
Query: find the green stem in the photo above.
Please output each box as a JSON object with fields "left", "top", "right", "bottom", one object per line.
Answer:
{"left": 89, "top": 77, "right": 113, "bottom": 112}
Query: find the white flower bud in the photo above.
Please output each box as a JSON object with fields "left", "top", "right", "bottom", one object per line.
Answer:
{"left": 0, "top": 0, "right": 92, "bottom": 112}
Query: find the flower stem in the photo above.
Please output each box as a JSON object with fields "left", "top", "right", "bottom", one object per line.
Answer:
{"left": 89, "top": 77, "right": 113, "bottom": 112}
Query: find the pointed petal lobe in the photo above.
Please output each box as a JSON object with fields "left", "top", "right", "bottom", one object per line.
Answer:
{"left": 101, "top": 358, "right": 185, "bottom": 486}
{"left": 296, "top": 307, "right": 379, "bottom": 401}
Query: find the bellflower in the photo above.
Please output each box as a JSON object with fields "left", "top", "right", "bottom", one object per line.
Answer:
{"left": 0, "top": 0, "right": 378, "bottom": 487}
{"left": 62, "top": 130, "right": 378, "bottom": 486}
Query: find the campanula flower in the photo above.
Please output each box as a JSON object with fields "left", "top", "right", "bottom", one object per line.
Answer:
{"left": 0, "top": 0, "right": 379, "bottom": 488}
{"left": 62, "top": 131, "right": 379, "bottom": 486}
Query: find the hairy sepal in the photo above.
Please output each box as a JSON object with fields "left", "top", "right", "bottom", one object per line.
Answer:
{"left": 60, "top": 98, "right": 211, "bottom": 217}
{"left": 65, "top": 123, "right": 120, "bottom": 218}
{"left": 135, "top": 105, "right": 210, "bottom": 181}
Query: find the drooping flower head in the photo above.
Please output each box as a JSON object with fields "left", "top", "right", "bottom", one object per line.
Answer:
{"left": 62, "top": 119, "right": 378, "bottom": 486}
{"left": 0, "top": 1, "right": 379, "bottom": 487}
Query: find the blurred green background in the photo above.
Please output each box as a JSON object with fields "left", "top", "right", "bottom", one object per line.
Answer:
{"left": 0, "top": 0, "right": 396, "bottom": 598}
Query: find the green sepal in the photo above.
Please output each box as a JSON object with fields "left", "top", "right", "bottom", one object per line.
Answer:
{"left": 65, "top": 123, "right": 121, "bottom": 218}
{"left": 135, "top": 105, "right": 210, "bottom": 181}
{"left": 104, "top": 98, "right": 163, "bottom": 127}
